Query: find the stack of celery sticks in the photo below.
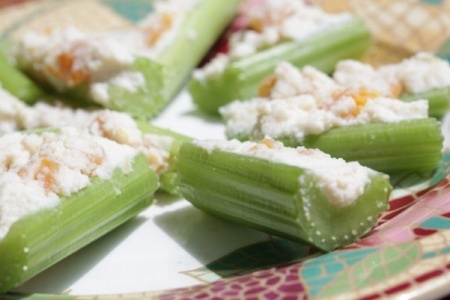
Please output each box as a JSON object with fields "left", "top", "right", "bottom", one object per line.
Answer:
{"left": 0, "top": 0, "right": 448, "bottom": 295}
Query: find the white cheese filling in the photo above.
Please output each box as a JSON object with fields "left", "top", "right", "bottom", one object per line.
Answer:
{"left": 0, "top": 88, "right": 174, "bottom": 174}
{"left": 193, "top": 0, "right": 351, "bottom": 81}
{"left": 220, "top": 61, "right": 429, "bottom": 141}
{"left": 194, "top": 138, "right": 378, "bottom": 208}
{"left": 334, "top": 52, "right": 450, "bottom": 96}
{"left": 0, "top": 127, "right": 139, "bottom": 240}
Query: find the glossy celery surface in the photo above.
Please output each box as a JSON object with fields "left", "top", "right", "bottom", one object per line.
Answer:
{"left": 189, "top": 18, "right": 372, "bottom": 115}
{"left": 0, "top": 51, "right": 44, "bottom": 104}
{"left": 0, "top": 154, "right": 158, "bottom": 294}
{"left": 177, "top": 142, "right": 392, "bottom": 252}
{"left": 158, "top": 0, "right": 240, "bottom": 103}
{"left": 295, "top": 118, "right": 443, "bottom": 174}
{"left": 400, "top": 88, "right": 450, "bottom": 118}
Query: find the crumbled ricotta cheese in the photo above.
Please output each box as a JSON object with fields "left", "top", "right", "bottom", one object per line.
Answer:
{"left": 194, "top": 0, "right": 351, "bottom": 80}
{"left": 139, "top": 0, "right": 200, "bottom": 56}
{"left": 14, "top": 26, "right": 136, "bottom": 91}
{"left": 0, "top": 88, "right": 174, "bottom": 175}
{"left": 334, "top": 52, "right": 450, "bottom": 96}
{"left": 220, "top": 61, "right": 429, "bottom": 142}
{"left": 88, "top": 110, "right": 173, "bottom": 174}
{"left": 193, "top": 54, "right": 230, "bottom": 81}
{"left": 268, "top": 61, "right": 340, "bottom": 101}
{"left": 0, "top": 127, "right": 138, "bottom": 240}
{"left": 229, "top": 0, "right": 351, "bottom": 59}
{"left": 194, "top": 138, "right": 377, "bottom": 208}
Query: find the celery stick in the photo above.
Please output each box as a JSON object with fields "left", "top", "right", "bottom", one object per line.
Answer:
{"left": 98, "top": 0, "right": 241, "bottom": 117}
{"left": 189, "top": 18, "right": 372, "bottom": 115}
{"left": 0, "top": 51, "right": 44, "bottom": 104}
{"left": 295, "top": 118, "right": 443, "bottom": 174}
{"left": 158, "top": 0, "right": 241, "bottom": 103}
{"left": 400, "top": 88, "right": 450, "bottom": 119}
{"left": 0, "top": 154, "right": 157, "bottom": 294}
{"left": 177, "top": 141, "right": 391, "bottom": 251}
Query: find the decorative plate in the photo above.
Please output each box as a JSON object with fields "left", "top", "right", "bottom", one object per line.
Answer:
{"left": 2, "top": 0, "right": 450, "bottom": 299}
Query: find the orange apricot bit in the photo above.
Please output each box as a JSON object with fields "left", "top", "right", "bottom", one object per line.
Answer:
{"left": 47, "top": 52, "right": 91, "bottom": 87}
{"left": 258, "top": 74, "right": 277, "bottom": 97}
{"left": 390, "top": 82, "right": 403, "bottom": 98}
{"left": 350, "top": 88, "right": 381, "bottom": 117}
{"left": 147, "top": 12, "right": 173, "bottom": 46}
{"left": 30, "top": 158, "right": 60, "bottom": 193}
{"left": 249, "top": 17, "right": 264, "bottom": 33}
{"left": 261, "top": 138, "right": 276, "bottom": 149}
{"left": 148, "top": 152, "right": 164, "bottom": 174}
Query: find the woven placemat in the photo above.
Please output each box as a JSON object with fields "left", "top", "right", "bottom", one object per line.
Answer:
{"left": 314, "top": 0, "right": 450, "bottom": 65}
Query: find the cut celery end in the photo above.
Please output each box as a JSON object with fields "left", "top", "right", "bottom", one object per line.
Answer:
{"left": 0, "top": 154, "right": 158, "bottom": 294}
{"left": 137, "top": 120, "right": 192, "bottom": 194}
{"left": 177, "top": 143, "right": 392, "bottom": 252}
{"left": 159, "top": 0, "right": 240, "bottom": 102}
{"left": 64, "top": 57, "right": 165, "bottom": 119}
{"left": 400, "top": 88, "right": 450, "bottom": 119}
{"left": 189, "top": 17, "right": 372, "bottom": 115}
{"left": 0, "top": 50, "right": 44, "bottom": 104}
{"left": 296, "top": 118, "right": 443, "bottom": 174}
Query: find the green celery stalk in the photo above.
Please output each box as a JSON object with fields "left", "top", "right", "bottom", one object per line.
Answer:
{"left": 176, "top": 142, "right": 392, "bottom": 251}
{"left": 0, "top": 153, "right": 157, "bottom": 294}
{"left": 0, "top": 50, "right": 44, "bottom": 104}
{"left": 189, "top": 17, "right": 372, "bottom": 115}
{"left": 400, "top": 88, "right": 450, "bottom": 119}
{"left": 295, "top": 118, "right": 443, "bottom": 174}
{"left": 158, "top": 0, "right": 241, "bottom": 103}
{"left": 100, "top": 0, "right": 241, "bottom": 118}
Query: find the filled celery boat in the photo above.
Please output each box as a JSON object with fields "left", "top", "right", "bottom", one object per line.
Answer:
{"left": 189, "top": 17, "right": 372, "bottom": 115}
{"left": 0, "top": 129, "right": 158, "bottom": 294}
{"left": 220, "top": 61, "right": 444, "bottom": 174}
{"left": 10, "top": 0, "right": 240, "bottom": 118}
{"left": 0, "top": 85, "right": 191, "bottom": 194}
{"left": 177, "top": 139, "right": 392, "bottom": 252}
